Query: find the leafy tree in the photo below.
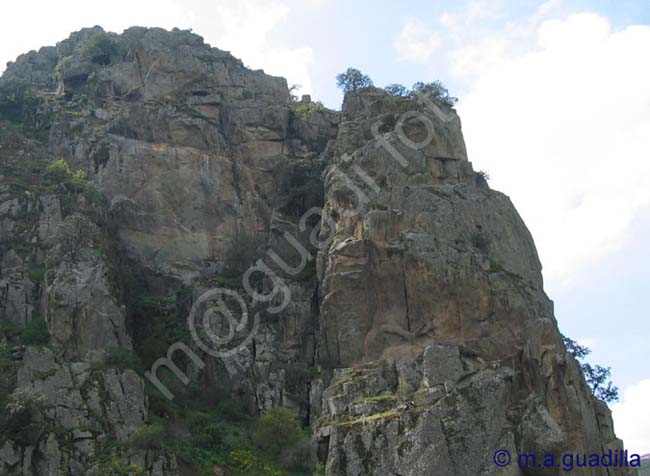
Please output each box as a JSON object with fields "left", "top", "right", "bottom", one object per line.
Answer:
{"left": 411, "top": 80, "right": 458, "bottom": 107}
{"left": 288, "top": 83, "right": 301, "bottom": 102}
{"left": 254, "top": 407, "right": 304, "bottom": 455}
{"left": 336, "top": 68, "right": 373, "bottom": 93}
{"left": 384, "top": 83, "right": 409, "bottom": 97}
{"left": 562, "top": 335, "right": 619, "bottom": 402}
{"left": 582, "top": 363, "right": 619, "bottom": 403}
{"left": 563, "top": 335, "right": 591, "bottom": 360}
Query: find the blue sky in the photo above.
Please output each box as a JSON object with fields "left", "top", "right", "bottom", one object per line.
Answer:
{"left": 1, "top": 0, "right": 649, "bottom": 454}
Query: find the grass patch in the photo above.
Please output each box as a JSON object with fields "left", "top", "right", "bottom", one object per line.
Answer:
{"left": 335, "top": 410, "right": 402, "bottom": 428}
{"left": 351, "top": 394, "right": 398, "bottom": 405}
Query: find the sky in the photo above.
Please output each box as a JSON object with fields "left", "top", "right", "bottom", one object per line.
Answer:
{"left": 1, "top": 0, "right": 649, "bottom": 455}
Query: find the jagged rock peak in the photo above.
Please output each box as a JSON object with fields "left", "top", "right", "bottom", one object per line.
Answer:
{"left": 1, "top": 25, "right": 290, "bottom": 102}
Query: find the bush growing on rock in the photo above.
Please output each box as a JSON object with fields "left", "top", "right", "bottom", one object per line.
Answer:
{"left": 215, "top": 398, "right": 248, "bottom": 422}
{"left": 189, "top": 411, "right": 224, "bottom": 448}
{"left": 127, "top": 423, "right": 167, "bottom": 450}
{"left": 0, "top": 84, "right": 39, "bottom": 123}
{"left": 104, "top": 347, "right": 143, "bottom": 372}
{"left": 1, "top": 387, "right": 46, "bottom": 446}
{"left": 410, "top": 80, "right": 458, "bottom": 107}
{"left": 46, "top": 159, "right": 96, "bottom": 195}
{"left": 384, "top": 83, "right": 409, "bottom": 97}
{"left": 382, "top": 80, "right": 459, "bottom": 107}
{"left": 275, "top": 159, "right": 324, "bottom": 217}
{"left": 294, "top": 100, "right": 325, "bottom": 118}
{"left": 20, "top": 316, "right": 49, "bottom": 346}
{"left": 562, "top": 335, "right": 619, "bottom": 402}
{"left": 254, "top": 407, "right": 304, "bottom": 455}
{"left": 476, "top": 170, "right": 490, "bottom": 183}
{"left": 100, "top": 460, "right": 145, "bottom": 476}
{"left": 84, "top": 31, "right": 124, "bottom": 65}
{"left": 46, "top": 159, "right": 72, "bottom": 180}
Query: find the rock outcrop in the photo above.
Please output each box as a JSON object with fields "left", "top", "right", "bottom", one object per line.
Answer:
{"left": 0, "top": 26, "right": 635, "bottom": 476}
{"left": 311, "top": 88, "right": 633, "bottom": 476}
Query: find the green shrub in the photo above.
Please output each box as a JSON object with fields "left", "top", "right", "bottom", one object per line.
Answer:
{"left": 105, "top": 347, "right": 142, "bottom": 372}
{"left": 67, "top": 169, "right": 94, "bottom": 193}
{"left": 220, "top": 453, "right": 284, "bottom": 476}
{"left": 127, "top": 423, "right": 166, "bottom": 450}
{"left": 274, "top": 159, "right": 324, "bottom": 217}
{"left": 410, "top": 80, "right": 458, "bottom": 107}
{"left": 0, "top": 84, "right": 39, "bottom": 123}
{"left": 28, "top": 265, "right": 46, "bottom": 284}
{"left": 261, "top": 464, "right": 284, "bottom": 476}
{"left": 215, "top": 398, "right": 248, "bottom": 422}
{"left": 99, "top": 460, "right": 145, "bottom": 476}
{"left": 20, "top": 317, "right": 49, "bottom": 346}
{"left": 0, "top": 349, "right": 16, "bottom": 435}
{"left": 384, "top": 83, "right": 409, "bottom": 97}
{"left": 46, "top": 159, "right": 97, "bottom": 195}
{"left": 476, "top": 170, "right": 490, "bottom": 183}
{"left": 1, "top": 387, "right": 46, "bottom": 446}
{"left": 229, "top": 449, "right": 255, "bottom": 472}
{"left": 254, "top": 407, "right": 304, "bottom": 455}
{"left": 190, "top": 411, "right": 224, "bottom": 448}
{"left": 85, "top": 32, "right": 123, "bottom": 65}
{"left": 46, "top": 159, "right": 72, "bottom": 180}
{"left": 280, "top": 438, "right": 317, "bottom": 473}
{"left": 294, "top": 101, "right": 324, "bottom": 118}
{"left": 134, "top": 290, "right": 191, "bottom": 370}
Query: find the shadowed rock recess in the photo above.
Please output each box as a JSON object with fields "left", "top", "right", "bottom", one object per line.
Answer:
{"left": 0, "top": 27, "right": 635, "bottom": 476}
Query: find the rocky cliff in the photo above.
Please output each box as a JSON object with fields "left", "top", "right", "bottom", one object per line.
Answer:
{"left": 0, "top": 26, "right": 635, "bottom": 476}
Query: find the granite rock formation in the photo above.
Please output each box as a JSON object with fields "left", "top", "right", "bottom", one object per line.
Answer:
{"left": 0, "top": 26, "right": 635, "bottom": 476}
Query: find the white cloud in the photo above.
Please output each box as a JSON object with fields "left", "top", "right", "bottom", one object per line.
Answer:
{"left": 0, "top": 0, "right": 314, "bottom": 94}
{"left": 456, "top": 13, "right": 650, "bottom": 291}
{"left": 395, "top": 18, "right": 441, "bottom": 62}
{"left": 448, "top": 1, "right": 561, "bottom": 82}
{"left": 612, "top": 380, "right": 650, "bottom": 454}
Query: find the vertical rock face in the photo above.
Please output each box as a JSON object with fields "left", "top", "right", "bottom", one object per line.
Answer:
{"left": 0, "top": 26, "right": 336, "bottom": 476}
{"left": 46, "top": 252, "right": 132, "bottom": 362}
{"left": 0, "top": 26, "right": 635, "bottom": 476}
{"left": 312, "top": 89, "right": 634, "bottom": 475}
